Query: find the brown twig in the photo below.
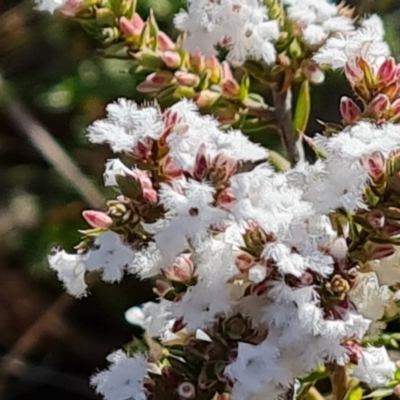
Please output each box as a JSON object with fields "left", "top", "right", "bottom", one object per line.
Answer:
{"left": 328, "top": 364, "right": 348, "bottom": 400}
{"left": 272, "top": 88, "right": 299, "bottom": 166}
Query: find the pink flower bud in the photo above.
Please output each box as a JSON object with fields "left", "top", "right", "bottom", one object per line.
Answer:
{"left": 131, "top": 170, "right": 158, "bottom": 202}
{"left": 157, "top": 32, "right": 175, "bottom": 51}
{"left": 161, "top": 51, "right": 181, "bottom": 69}
{"left": 189, "top": 51, "right": 205, "bottom": 73}
{"left": 377, "top": 57, "right": 398, "bottom": 84}
{"left": 174, "top": 71, "right": 200, "bottom": 87}
{"left": 119, "top": 14, "right": 144, "bottom": 36}
{"left": 367, "top": 209, "right": 385, "bottom": 228}
{"left": 221, "top": 61, "right": 240, "bottom": 99}
{"left": 360, "top": 151, "right": 386, "bottom": 180}
{"left": 160, "top": 156, "right": 183, "bottom": 179}
{"left": 390, "top": 98, "right": 400, "bottom": 121}
{"left": 235, "top": 251, "right": 255, "bottom": 271}
{"left": 216, "top": 187, "right": 236, "bottom": 211}
{"left": 345, "top": 340, "right": 363, "bottom": 364}
{"left": 369, "top": 94, "right": 390, "bottom": 115}
{"left": 82, "top": 210, "right": 113, "bottom": 229}
{"left": 302, "top": 61, "right": 325, "bottom": 84}
{"left": 195, "top": 90, "right": 220, "bottom": 108}
{"left": 163, "top": 255, "right": 194, "bottom": 282}
{"left": 136, "top": 71, "right": 174, "bottom": 93}
{"left": 193, "top": 144, "right": 209, "bottom": 180}
{"left": 340, "top": 96, "right": 362, "bottom": 124}
{"left": 368, "top": 243, "right": 395, "bottom": 260}
{"left": 384, "top": 221, "right": 400, "bottom": 237}
{"left": 57, "top": 0, "right": 83, "bottom": 16}
{"left": 205, "top": 55, "right": 221, "bottom": 83}
{"left": 344, "top": 61, "right": 364, "bottom": 85}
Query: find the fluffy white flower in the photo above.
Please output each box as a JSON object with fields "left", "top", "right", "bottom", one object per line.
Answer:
{"left": 174, "top": 0, "right": 279, "bottom": 66}
{"left": 282, "top": 0, "right": 353, "bottom": 46}
{"left": 85, "top": 231, "right": 135, "bottom": 282}
{"left": 91, "top": 351, "right": 148, "bottom": 400}
{"left": 353, "top": 346, "right": 396, "bottom": 388}
{"left": 48, "top": 249, "right": 87, "bottom": 297}
{"left": 87, "top": 99, "right": 164, "bottom": 153}
{"left": 314, "top": 14, "right": 390, "bottom": 69}
{"left": 370, "top": 247, "right": 400, "bottom": 285}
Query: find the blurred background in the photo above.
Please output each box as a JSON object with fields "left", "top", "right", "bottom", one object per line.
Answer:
{"left": 0, "top": 0, "right": 400, "bottom": 398}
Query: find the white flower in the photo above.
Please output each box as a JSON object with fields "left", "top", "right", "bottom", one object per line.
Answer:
{"left": 313, "top": 14, "right": 390, "bottom": 69}
{"left": 103, "top": 159, "right": 135, "bottom": 187}
{"left": 174, "top": 0, "right": 279, "bottom": 66}
{"left": 87, "top": 99, "right": 164, "bottom": 153}
{"left": 282, "top": 0, "right": 354, "bottom": 46}
{"left": 353, "top": 346, "right": 396, "bottom": 388}
{"left": 91, "top": 350, "right": 148, "bottom": 400}
{"left": 85, "top": 231, "right": 135, "bottom": 282}
{"left": 48, "top": 249, "right": 87, "bottom": 297}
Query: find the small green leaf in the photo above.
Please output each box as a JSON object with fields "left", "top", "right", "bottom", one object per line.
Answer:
{"left": 363, "top": 388, "right": 394, "bottom": 398}
{"left": 268, "top": 150, "right": 291, "bottom": 171}
{"left": 293, "top": 79, "right": 311, "bottom": 136}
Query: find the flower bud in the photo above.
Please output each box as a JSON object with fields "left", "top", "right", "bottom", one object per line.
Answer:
{"left": 136, "top": 71, "right": 175, "bottom": 93}
{"left": 216, "top": 187, "right": 236, "bottom": 211}
{"left": 344, "top": 61, "right": 364, "bottom": 85}
{"left": 189, "top": 51, "right": 205, "bottom": 73}
{"left": 163, "top": 255, "right": 194, "bottom": 282}
{"left": 157, "top": 31, "right": 175, "bottom": 51}
{"left": 390, "top": 98, "right": 400, "bottom": 122}
{"left": 205, "top": 55, "right": 221, "bottom": 83}
{"left": 131, "top": 170, "right": 158, "bottom": 202}
{"left": 82, "top": 210, "right": 113, "bottom": 229}
{"left": 340, "top": 96, "right": 362, "bottom": 124}
{"left": 221, "top": 61, "right": 240, "bottom": 99}
{"left": 345, "top": 340, "right": 363, "bottom": 364}
{"left": 174, "top": 71, "right": 200, "bottom": 87}
{"left": 367, "top": 243, "right": 395, "bottom": 260}
{"left": 195, "top": 90, "right": 220, "bottom": 108}
{"left": 161, "top": 51, "right": 181, "bottom": 69}
{"left": 302, "top": 60, "right": 325, "bottom": 84}
{"left": 360, "top": 151, "right": 386, "bottom": 181}
{"left": 119, "top": 14, "right": 144, "bottom": 37}
{"left": 367, "top": 210, "right": 385, "bottom": 228}
{"left": 235, "top": 251, "right": 256, "bottom": 271}
{"left": 329, "top": 237, "right": 348, "bottom": 261}
{"left": 377, "top": 57, "right": 398, "bottom": 84}
{"left": 369, "top": 94, "right": 390, "bottom": 116}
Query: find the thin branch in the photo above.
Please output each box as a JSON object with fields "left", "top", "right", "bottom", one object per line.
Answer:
{"left": 328, "top": 364, "right": 348, "bottom": 400}
{"left": 0, "top": 74, "right": 105, "bottom": 209}
{"left": 272, "top": 88, "right": 299, "bottom": 166}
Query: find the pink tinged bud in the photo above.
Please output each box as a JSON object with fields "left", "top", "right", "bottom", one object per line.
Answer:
{"left": 205, "top": 55, "right": 221, "bottom": 83}
{"left": 235, "top": 251, "right": 255, "bottom": 271}
{"left": 340, "top": 96, "right": 362, "bottom": 124}
{"left": 367, "top": 209, "right": 385, "bottom": 228}
{"left": 216, "top": 187, "right": 236, "bottom": 211}
{"left": 299, "top": 271, "right": 314, "bottom": 286}
{"left": 174, "top": 71, "right": 200, "bottom": 87}
{"left": 132, "top": 170, "right": 158, "bottom": 202}
{"left": 82, "top": 210, "right": 113, "bottom": 229}
{"left": 189, "top": 51, "right": 205, "bottom": 73}
{"left": 221, "top": 61, "right": 240, "bottom": 98}
{"left": 193, "top": 144, "right": 209, "bottom": 180}
{"left": 160, "top": 156, "right": 183, "bottom": 179}
{"left": 163, "top": 255, "right": 194, "bottom": 282}
{"left": 369, "top": 243, "right": 396, "bottom": 260}
{"left": 394, "top": 384, "right": 400, "bottom": 399}
{"left": 119, "top": 14, "right": 144, "bottom": 36}
{"left": 344, "top": 61, "right": 364, "bottom": 85}
{"left": 384, "top": 221, "right": 400, "bottom": 237}
{"left": 132, "top": 139, "right": 153, "bottom": 161}
{"left": 195, "top": 90, "right": 220, "bottom": 108}
{"left": 136, "top": 71, "right": 174, "bottom": 93}
{"left": 345, "top": 341, "right": 363, "bottom": 364}
{"left": 302, "top": 61, "right": 325, "bottom": 84}
{"left": 377, "top": 57, "right": 398, "bottom": 84}
{"left": 369, "top": 94, "right": 390, "bottom": 115}
{"left": 157, "top": 31, "right": 175, "bottom": 51}
{"left": 391, "top": 98, "right": 400, "bottom": 120}
{"left": 161, "top": 51, "right": 181, "bottom": 69}
{"left": 360, "top": 151, "right": 386, "bottom": 180}
{"left": 177, "top": 382, "right": 196, "bottom": 399}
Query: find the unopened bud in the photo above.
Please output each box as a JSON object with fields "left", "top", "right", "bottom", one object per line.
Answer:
{"left": 340, "top": 96, "right": 362, "bottom": 124}
{"left": 82, "top": 210, "right": 113, "bottom": 229}
{"left": 302, "top": 60, "right": 325, "bottom": 84}
{"left": 157, "top": 31, "right": 175, "bottom": 51}
{"left": 189, "top": 51, "right": 205, "bottom": 73}
{"left": 344, "top": 61, "right": 364, "bottom": 85}
{"left": 163, "top": 255, "right": 194, "bottom": 282}
{"left": 377, "top": 57, "right": 398, "bottom": 84}
{"left": 119, "top": 14, "right": 144, "bottom": 36}
{"left": 367, "top": 209, "right": 385, "bottom": 228}
{"left": 367, "top": 243, "right": 395, "bottom": 260}
{"left": 390, "top": 98, "right": 400, "bottom": 122}
{"left": 195, "top": 90, "right": 220, "bottom": 108}
{"left": 161, "top": 51, "right": 181, "bottom": 69}
{"left": 131, "top": 170, "right": 158, "bottom": 202}
{"left": 136, "top": 71, "right": 175, "bottom": 93}
{"left": 221, "top": 61, "right": 240, "bottom": 99}
{"left": 205, "top": 55, "right": 221, "bottom": 83}
{"left": 174, "top": 71, "right": 200, "bottom": 87}
{"left": 360, "top": 151, "right": 386, "bottom": 180}
{"left": 369, "top": 94, "right": 390, "bottom": 116}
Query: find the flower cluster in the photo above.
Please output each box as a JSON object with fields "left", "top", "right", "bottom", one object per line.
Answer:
{"left": 37, "top": 0, "right": 400, "bottom": 400}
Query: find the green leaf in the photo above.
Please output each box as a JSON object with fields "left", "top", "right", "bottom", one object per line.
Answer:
{"left": 363, "top": 388, "right": 394, "bottom": 398}
{"left": 293, "top": 79, "right": 311, "bottom": 136}
{"left": 345, "top": 387, "right": 363, "bottom": 400}
{"left": 268, "top": 150, "right": 290, "bottom": 171}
